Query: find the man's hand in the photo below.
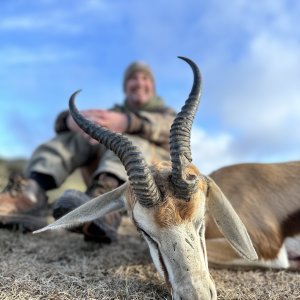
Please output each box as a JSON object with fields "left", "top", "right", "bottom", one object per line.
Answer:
{"left": 66, "top": 109, "right": 128, "bottom": 144}
{"left": 85, "top": 110, "right": 128, "bottom": 133}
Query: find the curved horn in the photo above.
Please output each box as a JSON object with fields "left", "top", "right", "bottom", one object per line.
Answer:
{"left": 69, "top": 91, "right": 161, "bottom": 208}
{"left": 169, "top": 57, "right": 202, "bottom": 200}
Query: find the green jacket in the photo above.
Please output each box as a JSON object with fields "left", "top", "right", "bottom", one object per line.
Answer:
{"left": 54, "top": 96, "right": 176, "bottom": 151}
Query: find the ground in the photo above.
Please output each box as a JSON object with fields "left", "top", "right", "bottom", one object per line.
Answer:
{"left": 0, "top": 159, "right": 299, "bottom": 299}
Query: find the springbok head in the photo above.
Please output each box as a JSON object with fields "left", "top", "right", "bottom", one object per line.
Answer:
{"left": 35, "top": 57, "right": 257, "bottom": 300}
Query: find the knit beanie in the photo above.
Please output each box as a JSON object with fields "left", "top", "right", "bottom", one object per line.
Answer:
{"left": 123, "top": 61, "right": 155, "bottom": 91}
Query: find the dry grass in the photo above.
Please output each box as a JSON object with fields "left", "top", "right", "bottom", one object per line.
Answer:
{"left": 0, "top": 218, "right": 168, "bottom": 300}
{"left": 0, "top": 159, "right": 299, "bottom": 299}
{"left": 1, "top": 219, "right": 300, "bottom": 300}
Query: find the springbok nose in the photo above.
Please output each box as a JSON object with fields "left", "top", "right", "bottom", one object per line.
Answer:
{"left": 173, "top": 291, "right": 214, "bottom": 300}
{"left": 173, "top": 284, "right": 217, "bottom": 300}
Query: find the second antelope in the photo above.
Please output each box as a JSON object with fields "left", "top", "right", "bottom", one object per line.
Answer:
{"left": 35, "top": 57, "right": 257, "bottom": 300}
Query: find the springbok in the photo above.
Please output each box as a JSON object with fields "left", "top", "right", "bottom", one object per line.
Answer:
{"left": 206, "top": 162, "right": 300, "bottom": 270}
{"left": 34, "top": 57, "right": 257, "bottom": 300}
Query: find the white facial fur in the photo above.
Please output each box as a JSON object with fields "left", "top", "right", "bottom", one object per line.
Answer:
{"left": 132, "top": 195, "right": 217, "bottom": 300}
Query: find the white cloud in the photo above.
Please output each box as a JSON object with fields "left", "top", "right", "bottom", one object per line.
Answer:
{"left": 199, "top": 1, "right": 300, "bottom": 162}
{"left": 191, "top": 127, "right": 235, "bottom": 174}
{"left": 0, "top": 0, "right": 118, "bottom": 34}
{"left": 211, "top": 31, "right": 300, "bottom": 156}
{"left": 0, "top": 15, "right": 83, "bottom": 34}
{"left": 0, "top": 47, "right": 79, "bottom": 65}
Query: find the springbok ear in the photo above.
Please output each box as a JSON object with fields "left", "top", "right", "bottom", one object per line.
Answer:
{"left": 206, "top": 177, "right": 258, "bottom": 261}
{"left": 33, "top": 182, "right": 128, "bottom": 234}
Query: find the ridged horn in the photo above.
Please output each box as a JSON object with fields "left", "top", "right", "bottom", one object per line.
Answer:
{"left": 169, "top": 57, "right": 202, "bottom": 200}
{"left": 69, "top": 90, "right": 161, "bottom": 208}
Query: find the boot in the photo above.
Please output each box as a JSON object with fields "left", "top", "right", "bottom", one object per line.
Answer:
{"left": 0, "top": 172, "right": 48, "bottom": 232}
{"left": 53, "top": 173, "right": 122, "bottom": 243}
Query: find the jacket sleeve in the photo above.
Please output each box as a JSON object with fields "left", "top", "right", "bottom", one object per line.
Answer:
{"left": 54, "top": 110, "right": 70, "bottom": 133}
{"left": 126, "top": 108, "right": 176, "bottom": 147}
{"left": 54, "top": 107, "right": 177, "bottom": 149}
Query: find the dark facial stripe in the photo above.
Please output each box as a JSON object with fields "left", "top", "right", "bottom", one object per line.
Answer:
{"left": 132, "top": 212, "right": 171, "bottom": 289}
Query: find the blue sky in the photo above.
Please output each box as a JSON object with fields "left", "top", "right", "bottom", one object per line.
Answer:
{"left": 0, "top": 0, "right": 299, "bottom": 174}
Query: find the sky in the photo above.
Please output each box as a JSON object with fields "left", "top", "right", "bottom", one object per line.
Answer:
{"left": 0, "top": 0, "right": 299, "bottom": 174}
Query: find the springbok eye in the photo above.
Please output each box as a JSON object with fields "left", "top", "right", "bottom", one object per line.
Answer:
{"left": 195, "top": 218, "right": 204, "bottom": 234}
{"left": 198, "top": 222, "right": 204, "bottom": 235}
{"left": 139, "top": 228, "right": 159, "bottom": 248}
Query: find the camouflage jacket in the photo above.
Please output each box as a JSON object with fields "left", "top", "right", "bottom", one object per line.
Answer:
{"left": 54, "top": 96, "right": 176, "bottom": 151}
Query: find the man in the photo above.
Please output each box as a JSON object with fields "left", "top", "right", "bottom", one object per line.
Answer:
{"left": 0, "top": 61, "right": 176, "bottom": 243}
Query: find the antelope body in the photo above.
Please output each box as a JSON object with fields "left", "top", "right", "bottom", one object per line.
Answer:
{"left": 35, "top": 57, "right": 257, "bottom": 300}
{"left": 206, "top": 162, "right": 300, "bottom": 269}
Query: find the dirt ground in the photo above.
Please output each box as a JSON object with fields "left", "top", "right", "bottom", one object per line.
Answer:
{"left": 0, "top": 160, "right": 300, "bottom": 299}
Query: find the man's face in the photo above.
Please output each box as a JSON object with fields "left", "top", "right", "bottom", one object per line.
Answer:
{"left": 125, "top": 71, "right": 155, "bottom": 107}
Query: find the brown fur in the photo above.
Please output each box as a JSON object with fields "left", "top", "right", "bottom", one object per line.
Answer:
{"left": 154, "top": 162, "right": 206, "bottom": 227}
{"left": 206, "top": 161, "right": 300, "bottom": 260}
{"left": 127, "top": 161, "right": 207, "bottom": 228}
